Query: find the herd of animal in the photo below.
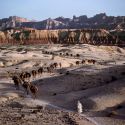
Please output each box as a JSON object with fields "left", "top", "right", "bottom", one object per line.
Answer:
{"left": 6, "top": 50, "right": 97, "bottom": 99}
{"left": 7, "top": 62, "right": 62, "bottom": 99}
{"left": 43, "top": 50, "right": 97, "bottom": 65}
{"left": 75, "top": 59, "right": 96, "bottom": 65}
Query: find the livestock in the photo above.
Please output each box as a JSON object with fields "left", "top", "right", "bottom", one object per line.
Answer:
{"left": 29, "top": 83, "right": 38, "bottom": 99}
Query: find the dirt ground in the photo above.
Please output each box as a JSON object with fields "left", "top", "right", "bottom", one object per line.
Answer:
{"left": 0, "top": 44, "right": 125, "bottom": 125}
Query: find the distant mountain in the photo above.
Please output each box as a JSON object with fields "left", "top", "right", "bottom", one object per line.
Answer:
{"left": 0, "top": 13, "right": 125, "bottom": 30}
{"left": 0, "top": 16, "right": 30, "bottom": 30}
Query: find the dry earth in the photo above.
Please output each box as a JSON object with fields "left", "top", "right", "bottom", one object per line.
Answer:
{"left": 0, "top": 44, "right": 125, "bottom": 125}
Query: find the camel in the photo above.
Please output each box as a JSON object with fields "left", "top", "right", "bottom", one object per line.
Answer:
{"left": 19, "top": 71, "right": 31, "bottom": 81}
{"left": 23, "top": 72, "right": 31, "bottom": 81}
{"left": 31, "top": 70, "right": 38, "bottom": 79}
{"left": 59, "top": 63, "right": 62, "bottom": 68}
{"left": 21, "top": 79, "right": 38, "bottom": 99}
{"left": 59, "top": 53, "right": 62, "bottom": 56}
{"left": 81, "top": 60, "right": 85, "bottom": 64}
{"left": 12, "top": 75, "right": 22, "bottom": 90}
{"left": 47, "top": 66, "right": 54, "bottom": 73}
{"left": 7, "top": 70, "right": 38, "bottom": 99}
{"left": 51, "top": 54, "right": 55, "bottom": 60}
{"left": 7, "top": 71, "right": 22, "bottom": 90}
{"left": 70, "top": 54, "right": 73, "bottom": 57}
{"left": 91, "top": 59, "right": 96, "bottom": 64}
{"left": 66, "top": 53, "right": 69, "bottom": 56}
{"left": 38, "top": 67, "right": 43, "bottom": 77}
{"left": 76, "top": 54, "right": 80, "bottom": 57}
{"left": 19, "top": 72, "right": 26, "bottom": 81}
{"left": 76, "top": 61, "right": 80, "bottom": 65}
{"left": 29, "top": 83, "right": 38, "bottom": 99}
{"left": 87, "top": 59, "right": 96, "bottom": 64}
{"left": 53, "top": 62, "right": 58, "bottom": 69}
{"left": 49, "top": 52, "right": 53, "bottom": 55}
{"left": 22, "top": 80, "right": 30, "bottom": 95}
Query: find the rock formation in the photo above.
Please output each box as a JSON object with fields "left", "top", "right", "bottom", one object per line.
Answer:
{"left": 0, "top": 28, "right": 124, "bottom": 46}
{"left": 0, "top": 13, "right": 125, "bottom": 30}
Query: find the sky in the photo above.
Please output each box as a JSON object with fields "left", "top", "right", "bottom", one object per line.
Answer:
{"left": 0, "top": 0, "right": 125, "bottom": 20}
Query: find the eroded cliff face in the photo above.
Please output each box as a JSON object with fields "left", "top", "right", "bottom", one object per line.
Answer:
{"left": 0, "top": 13, "right": 125, "bottom": 31}
{"left": 0, "top": 28, "right": 124, "bottom": 46}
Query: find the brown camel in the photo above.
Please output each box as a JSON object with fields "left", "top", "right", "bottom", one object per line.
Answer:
{"left": 12, "top": 75, "right": 22, "bottom": 90}
{"left": 59, "top": 62, "right": 62, "bottom": 68}
{"left": 29, "top": 83, "right": 38, "bottom": 99}
{"left": 76, "top": 61, "right": 80, "bottom": 65}
{"left": 7, "top": 71, "right": 22, "bottom": 90}
{"left": 81, "top": 60, "right": 85, "bottom": 64}
{"left": 38, "top": 67, "right": 43, "bottom": 76}
{"left": 22, "top": 80, "right": 30, "bottom": 95}
{"left": 31, "top": 70, "right": 38, "bottom": 79}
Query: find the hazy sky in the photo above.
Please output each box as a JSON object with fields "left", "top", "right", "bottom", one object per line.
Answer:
{"left": 0, "top": 0, "right": 125, "bottom": 20}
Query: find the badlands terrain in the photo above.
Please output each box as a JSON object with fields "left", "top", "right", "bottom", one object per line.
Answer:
{"left": 0, "top": 44, "right": 125, "bottom": 125}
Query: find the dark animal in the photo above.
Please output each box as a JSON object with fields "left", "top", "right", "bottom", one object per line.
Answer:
{"left": 76, "top": 61, "right": 80, "bottom": 65}
{"left": 70, "top": 54, "right": 73, "bottom": 57}
{"left": 76, "top": 54, "right": 80, "bottom": 57}
{"left": 66, "top": 53, "right": 69, "bottom": 56}
{"left": 24, "top": 72, "right": 31, "bottom": 81}
{"left": 29, "top": 84, "right": 38, "bottom": 99}
{"left": 53, "top": 62, "right": 58, "bottom": 68}
{"left": 38, "top": 67, "right": 43, "bottom": 76}
{"left": 31, "top": 70, "right": 37, "bottom": 79}
{"left": 81, "top": 60, "right": 85, "bottom": 64}
{"left": 87, "top": 59, "right": 96, "bottom": 64}
{"left": 22, "top": 80, "right": 30, "bottom": 95}
{"left": 59, "top": 63, "right": 62, "bottom": 68}
{"left": 59, "top": 53, "right": 62, "bottom": 56}
{"left": 12, "top": 76, "right": 22, "bottom": 90}
{"left": 47, "top": 66, "right": 54, "bottom": 73}
{"left": 7, "top": 71, "right": 22, "bottom": 89}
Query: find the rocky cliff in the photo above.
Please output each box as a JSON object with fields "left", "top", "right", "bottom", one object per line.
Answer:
{"left": 0, "top": 13, "right": 125, "bottom": 30}
{"left": 0, "top": 16, "right": 30, "bottom": 30}
{"left": 0, "top": 28, "right": 123, "bottom": 45}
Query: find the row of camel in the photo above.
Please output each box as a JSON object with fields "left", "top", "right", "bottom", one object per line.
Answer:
{"left": 42, "top": 50, "right": 80, "bottom": 58}
{"left": 7, "top": 62, "right": 61, "bottom": 99}
{"left": 75, "top": 59, "right": 96, "bottom": 65}
{"left": 7, "top": 51, "right": 97, "bottom": 99}
{"left": 0, "top": 28, "right": 119, "bottom": 45}
{"left": 43, "top": 50, "right": 96, "bottom": 65}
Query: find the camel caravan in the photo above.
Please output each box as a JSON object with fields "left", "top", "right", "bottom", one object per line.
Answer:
{"left": 6, "top": 62, "right": 62, "bottom": 99}
{"left": 0, "top": 28, "right": 123, "bottom": 46}
{"left": 42, "top": 50, "right": 97, "bottom": 65}
{"left": 6, "top": 52, "right": 96, "bottom": 99}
